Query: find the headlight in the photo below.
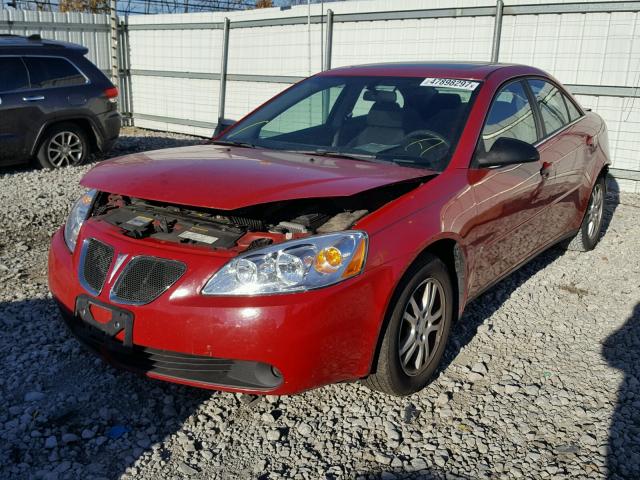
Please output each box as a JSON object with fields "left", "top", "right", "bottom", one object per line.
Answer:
{"left": 202, "top": 231, "right": 368, "bottom": 296}
{"left": 64, "top": 189, "right": 97, "bottom": 252}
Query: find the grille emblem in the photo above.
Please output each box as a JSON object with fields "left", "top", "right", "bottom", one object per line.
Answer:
{"left": 108, "top": 253, "right": 129, "bottom": 283}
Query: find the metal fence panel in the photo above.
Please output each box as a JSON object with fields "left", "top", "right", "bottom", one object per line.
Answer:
{"left": 0, "top": 9, "right": 111, "bottom": 73}
{"left": 1, "top": 0, "right": 639, "bottom": 190}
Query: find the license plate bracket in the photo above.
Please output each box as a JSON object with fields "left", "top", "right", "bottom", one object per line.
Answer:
{"left": 76, "top": 295, "right": 134, "bottom": 347}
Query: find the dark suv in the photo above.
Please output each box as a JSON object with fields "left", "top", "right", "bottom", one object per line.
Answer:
{"left": 0, "top": 34, "right": 121, "bottom": 169}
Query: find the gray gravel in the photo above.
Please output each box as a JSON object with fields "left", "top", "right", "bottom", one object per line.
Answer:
{"left": 1, "top": 128, "right": 639, "bottom": 480}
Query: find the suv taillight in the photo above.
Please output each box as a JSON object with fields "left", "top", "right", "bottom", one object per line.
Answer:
{"left": 104, "top": 87, "right": 118, "bottom": 103}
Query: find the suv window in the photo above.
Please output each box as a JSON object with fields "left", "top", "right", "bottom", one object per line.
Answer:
{"left": 480, "top": 81, "right": 537, "bottom": 152}
{"left": 23, "top": 57, "right": 86, "bottom": 89}
{"left": 0, "top": 57, "right": 29, "bottom": 92}
{"left": 528, "top": 79, "right": 570, "bottom": 136}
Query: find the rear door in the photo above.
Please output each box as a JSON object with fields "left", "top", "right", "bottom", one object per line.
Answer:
{"left": 467, "top": 80, "right": 555, "bottom": 295}
{"left": 527, "top": 78, "right": 586, "bottom": 236}
{"left": 22, "top": 55, "right": 91, "bottom": 117}
{"left": 0, "top": 56, "right": 32, "bottom": 165}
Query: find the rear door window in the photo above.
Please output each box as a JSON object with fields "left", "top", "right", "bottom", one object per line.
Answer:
{"left": 0, "top": 57, "right": 29, "bottom": 92}
{"left": 528, "top": 79, "right": 571, "bottom": 136}
{"left": 351, "top": 85, "right": 405, "bottom": 117}
{"left": 23, "top": 57, "right": 87, "bottom": 89}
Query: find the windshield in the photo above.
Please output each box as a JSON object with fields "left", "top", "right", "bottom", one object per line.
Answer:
{"left": 219, "top": 75, "right": 480, "bottom": 171}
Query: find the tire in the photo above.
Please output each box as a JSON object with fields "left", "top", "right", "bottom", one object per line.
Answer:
{"left": 363, "top": 254, "right": 454, "bottom": 396}
{"left": 566, "top": 175, "right": 606, "bottom": 252}
{"left": 36, "top": 123, "right": 90, "bottom": 169}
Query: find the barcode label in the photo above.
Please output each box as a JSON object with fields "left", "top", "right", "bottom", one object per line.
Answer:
{"left": 420, "top": 78, "right": 480, "bottom": 90}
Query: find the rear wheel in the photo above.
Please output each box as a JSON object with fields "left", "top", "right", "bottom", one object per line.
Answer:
{"left": 37, "top": 123, "right": 90, "bottom": 169}
{"left": 363, "top": 254, "right": 453, "bottom": 396}
{"left": 566, "top": 176, "right": 606, "bottom": 252}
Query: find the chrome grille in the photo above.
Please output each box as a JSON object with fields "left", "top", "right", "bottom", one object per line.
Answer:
{"left": 80, "top": 239, "right": 114, "bottom": 295}
{"left": 111, "top": 257, "right": 186, "bottom": 305}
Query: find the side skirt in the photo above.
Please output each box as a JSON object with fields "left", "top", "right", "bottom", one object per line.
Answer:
{"left": 465, "top": 228, "right": 579, "bottom": 304}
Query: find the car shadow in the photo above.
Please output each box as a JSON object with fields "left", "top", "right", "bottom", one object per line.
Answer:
{"left": 438, "top": 174, "right": 621, "bottom": 377}
{"left": 0, "top": 297, "right": 211, "bottom": 480}
{"left": 602, "top": 302, "right": 640, "bottom": 479}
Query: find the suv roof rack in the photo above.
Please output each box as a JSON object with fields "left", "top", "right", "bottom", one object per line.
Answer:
{"left": 0, "top": 33, "right": 41, "bottom": 40}
{"left": 0, "top": 33, "right": 87, "bottom": 52}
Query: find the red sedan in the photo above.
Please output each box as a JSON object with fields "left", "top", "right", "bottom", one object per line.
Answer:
{"left": 49, "top": 62, "right": 610, "bottom": 396}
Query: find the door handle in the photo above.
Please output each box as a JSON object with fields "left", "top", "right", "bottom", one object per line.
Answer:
{"left": 540, "top": 161, "right": 552, "bottom": 178}
{"left": 22, "top": 95, "right": 45, "bottom": 102}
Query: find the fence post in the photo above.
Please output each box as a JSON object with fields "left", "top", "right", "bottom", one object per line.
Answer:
{"left": 109, "top": 0, "right": 118, "bottom": 83}
{"left": 118, "top": 17, "right": 133, "bottom": 126}
{"left": 324, "top": 8, "right": 333, "bottom": 71}
{"left": 217, "top": 17, "right": 230, "bottom": 134}
{"left": 491, "top": 0, "right": 504, "bottom": 62}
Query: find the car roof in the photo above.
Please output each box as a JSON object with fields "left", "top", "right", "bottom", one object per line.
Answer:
{"left": 0, "top": 34, "right": 88, "bottom": 54}
{"left": 319, "top": 61, "right": 547, "bottom": 80}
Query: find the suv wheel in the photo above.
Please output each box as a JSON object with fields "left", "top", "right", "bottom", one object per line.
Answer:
{"left": 37, "top": 123, "right": 90, "bottom": 169}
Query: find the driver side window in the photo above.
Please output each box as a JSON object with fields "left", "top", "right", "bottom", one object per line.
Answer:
{"left": 480, "top": 81, "right": 537, "bottom": 152}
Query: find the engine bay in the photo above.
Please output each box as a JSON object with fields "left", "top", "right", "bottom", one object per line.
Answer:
{"left": 90, "top": 178, "right": 427, "bottom": 252}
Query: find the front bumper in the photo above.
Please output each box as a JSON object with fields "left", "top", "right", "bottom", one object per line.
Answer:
{"left": 48, "top": 223, "right": 397, "bottom": 395}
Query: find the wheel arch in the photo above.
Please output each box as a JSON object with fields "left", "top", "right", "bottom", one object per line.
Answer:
{"left": 599, "top": 164, "right": 610, "bottom": 192}
{"left": 31, "top": 117, "right": 101, "bottom": 157}
{"left": 366, "top": 236, "right": 467, "bottom": 376}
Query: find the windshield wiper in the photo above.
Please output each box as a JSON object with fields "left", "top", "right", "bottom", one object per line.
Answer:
{"left": 291, "top": 149, "right": 380, "bottom": 162}
{"left": 210, "top": 140, "right": 256, "bottom": 148}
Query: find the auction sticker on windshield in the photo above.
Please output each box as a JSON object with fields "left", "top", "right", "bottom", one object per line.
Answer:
{"left": 420, "top": 78, "right": 480, "bottom": 90}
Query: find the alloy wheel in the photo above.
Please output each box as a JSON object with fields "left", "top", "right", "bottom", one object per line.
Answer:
{"left": 47, "top": 131, "right": 83, "bottom": 167}
{"left": 398, "top": 278, "right": 446, "bottom": 376}
{"left": 587, "top": 183, "right": 604, "bottom": 240}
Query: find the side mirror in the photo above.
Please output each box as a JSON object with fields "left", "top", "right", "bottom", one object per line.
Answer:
{"left": 476, "top": 137, "right": 540, "bottom": 168}
{"left": 213, "top": 118, "right": 237, "bottom": 137}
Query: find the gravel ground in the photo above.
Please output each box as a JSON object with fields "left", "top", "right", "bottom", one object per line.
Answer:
{"left": 0, "top": 127, "right": 639, "bottom": 480}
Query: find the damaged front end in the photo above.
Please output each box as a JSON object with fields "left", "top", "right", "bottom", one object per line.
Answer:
{"left": 89, "top": 178, "right": 427, "bottom": 253}
{"left": 80, "top": 177, "right": 431, "bottom": 296}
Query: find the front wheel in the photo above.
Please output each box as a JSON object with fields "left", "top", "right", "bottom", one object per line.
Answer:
{"left": 362, "top": 254, "right": 453, "bottom": 396}
{"left": 566, "top": 176, "right": 606, "bottom": 252}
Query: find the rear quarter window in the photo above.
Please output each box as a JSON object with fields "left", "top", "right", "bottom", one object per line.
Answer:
{"left": 23, "top": 57, "right": 87, "bottom": 89}
{"left": 564, "top": 95, "right": 583, "bottom": 122}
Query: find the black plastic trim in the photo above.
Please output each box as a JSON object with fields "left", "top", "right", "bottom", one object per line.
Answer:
{"left": 57, "top": 301, "right": 283, "bottom": 391}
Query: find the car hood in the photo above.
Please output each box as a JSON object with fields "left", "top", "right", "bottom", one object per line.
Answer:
{"left": 81, "top": 145, "right": 434, "bottom": 210}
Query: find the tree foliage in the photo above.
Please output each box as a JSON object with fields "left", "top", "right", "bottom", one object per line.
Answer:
{"left": 59, "top": 0, "right": 110, "bottom": 12}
